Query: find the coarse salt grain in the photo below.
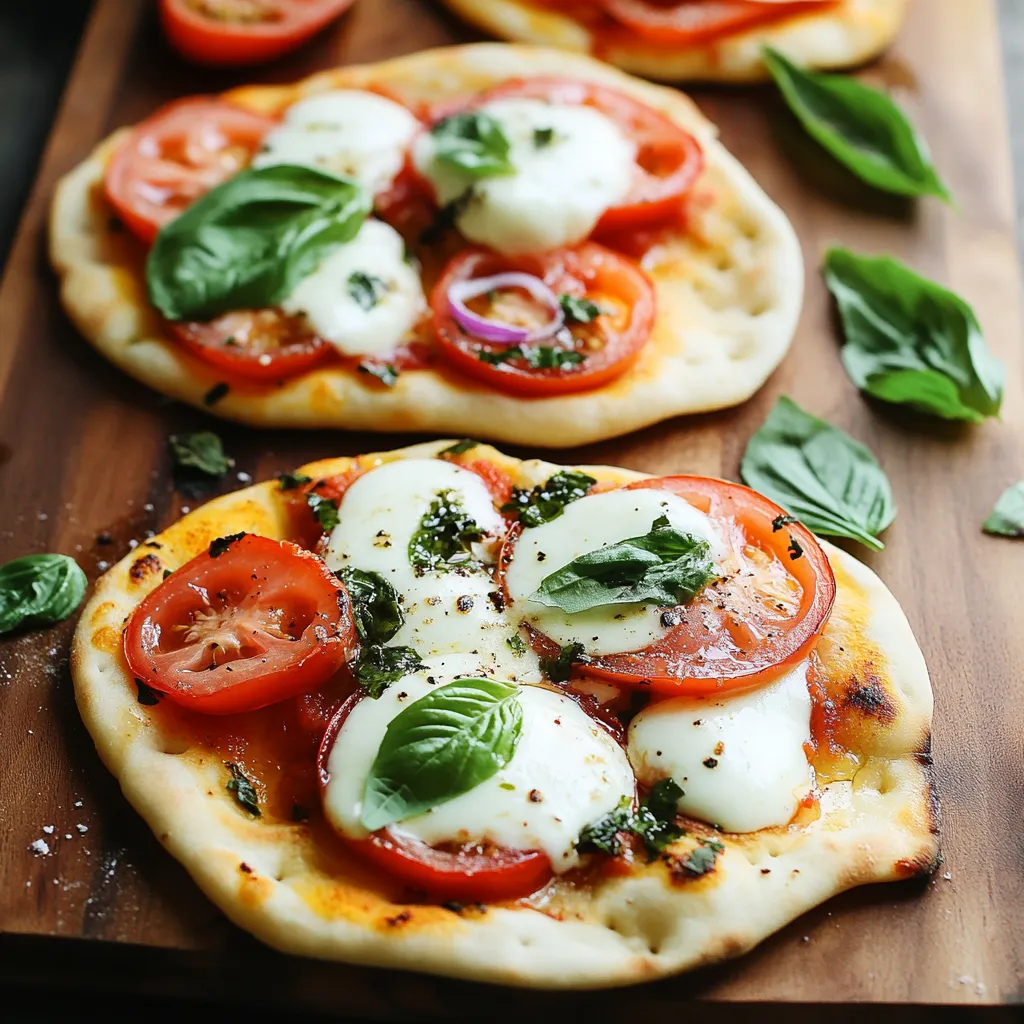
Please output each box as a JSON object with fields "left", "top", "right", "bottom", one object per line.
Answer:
{"left": 29, "top": 839, "right": 49, "bottom": 856}
{"left": 42, "top": 825, "right": 54, "bottom": 834}
{"left": 76, "top": 824, "right": 88, "bottom": 834}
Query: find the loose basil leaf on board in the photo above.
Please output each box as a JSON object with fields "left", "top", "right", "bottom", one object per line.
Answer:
{"left": 531, "top": 516, "right": 716, "bottom": 614}
{"left": 982, "top": 482, "right": 1024, "bottom": 538}
{"left": 169, "top": 431, "right": 233, "bottom": 477}
{"left": 0, "top": 554, "right": 88, "bottom": 636}
{"left": 430, "top": 112, "right": 514, "bottom": 177}
{"left": 762, "top": 47, "right": 951, "bottom": 201}
{"left": 740, "top": 396, "right": 896, "bottom": 551}
{"left": 502, "top": 470, "right": 596, "bottom": 529}
{"left": 147, "top": 164, "right": 371, "bottom": 321}
{"left": 336, "top": 567, "right": 403, "bottom": 646}
{"left": 360, "top": 678, "right": 523, "bottom": 831}
{"left": 824, "top": 248, "right": 1004, "bottom": 423}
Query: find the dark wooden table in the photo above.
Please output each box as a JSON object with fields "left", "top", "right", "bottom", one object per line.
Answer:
{"left": 1, "top": 1, "right": 1023, "bottom": 1017}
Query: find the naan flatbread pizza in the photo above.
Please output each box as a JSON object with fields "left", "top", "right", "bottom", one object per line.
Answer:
{"left": 50, "top": 45, "right": 801, "bottom": 447}
{"left": 71, "top": 440, "right": 938, "bottom": 988}
{"left": 438, "top": 1, "right": 910, "bottom": 83}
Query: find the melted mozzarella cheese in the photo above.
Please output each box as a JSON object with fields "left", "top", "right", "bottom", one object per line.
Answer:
{"left": 325, "top": 459, "right": 537, "bottom": 678}
{"left": 627, "top": 662, "right": 813, "bottom": 833}
{"left": 323, "top": 660, "right": 635, "bottom": 871}
{"left": 253, "top": 90, "right": 419, "bottom": 194}
{"left": 280, "top": 219, "right": 425, "bottom": 358}
{"left": 412, "top": 98, "right": 635, "bottom": 255}
{"left": 503, "top": 488, "right": 724, "bottom": 655}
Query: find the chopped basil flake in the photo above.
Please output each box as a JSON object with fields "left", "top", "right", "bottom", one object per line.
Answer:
{"left": 559, "top": 294, "right": 604, "bottom": 324}
{"left": 477, "top": 345, "right": 585, "bottom": 369}
{"left": 358, "top": 362, "right": 400, "bottom": 387}
{"left": 336, "top": 567, "right": 403, "bottom": 646}
{"left": 209, "top": 532, "right": 246, "bottom": 558}
{"left": 347, "top": 270, "right": 389, "bottom": 311}
{"left": 506, "top": 633, "right": 528, "bottom": 657}
{"left": 357, "top": 644, "right": 425, "bottom": 699}
{"left": 772, "top": 514, "right": 800, "bottom": 532}
{"left": 226, "top": 763, "right": 261, "bottom": 817}
{"left": 277, "top": 471, "right": 313, "bottom": 491}
{"left": 540, "top": 640, "right": 587, "bottom": 683}
{"left": 533, "top": 126, "right": 555, "bottom": 148}
{"left": 439, "top": 439, "right": 481, "bottom": 456}
{"left": 306, "top": 493, "right": 341, "bottom": 531}
{"left": 203, "top": 382, "right": 229, "bottom": 406}
{"left": 502, "top": 469, "right": 595, "bottom": 529}
{"left": 577, "top": 778, "right": 684, "bottom": 860}
{"left": 408, "top": 490, "right": 485, "bottom": 575}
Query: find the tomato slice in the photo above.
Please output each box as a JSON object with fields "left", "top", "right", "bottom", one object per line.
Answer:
{"left": 124, "top": 534, "right": 356, "bottom": 714}
{"left": 318, "top": 694, "right": 553, "bottom": 901}
{"left": 159, "top": 0, "right": 357, "bottom": 67}
{"left": 600, "top": 0, "right": 836, "bottom": 46}
{"left": 430, "top": 244, "right": 655, "bottom": 397}
{"left": 169, "top": 309, "right": 331, "bottom": 381}
{"left": 501, "top": 477, "right": 836, "bottom": 695}
{"left": 105, "top": 98, "right": 275, "bottom": 244}
{"left": 477, "top": 77, "right": 703, "bottom": 232}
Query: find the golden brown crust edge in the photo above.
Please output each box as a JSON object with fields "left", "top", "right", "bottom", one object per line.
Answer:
{"left": 439, "top": 0, "right": 912, "bottom": 83}
{"left": 70, "top": 440, "right": 938, "bottom": 989}
{"left": 49, "top": 44, "right": 803, "bottom": 448}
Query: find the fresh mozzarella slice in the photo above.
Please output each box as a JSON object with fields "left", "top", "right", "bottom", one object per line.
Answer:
{"left": 280, "top": 219, "right": 425, "bottom": 358}
{"left": 323, "top": 660, "right": 635, "bottom": 872}
{"left": 324, "top": 459, "right": 537, "bottom": 676}
{"left": 412, "top": 98, "right": 636, "bottom": 255}
{"left": 503, "top": 488, "right": 724, "bottom": 656}
{"left": 253, "top": 89, "right": 419, "bottom": 194}
{"left": 627, "top": 662, "right": 813, "bottom": 833}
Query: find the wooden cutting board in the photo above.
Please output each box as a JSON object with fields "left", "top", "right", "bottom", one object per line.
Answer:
{"left": 1, "top": 0, "right": 1021, "bottom": 1010}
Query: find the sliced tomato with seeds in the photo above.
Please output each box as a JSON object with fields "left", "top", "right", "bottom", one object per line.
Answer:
{"left": 477, "top": 76, "right": 703, "bottom": 233}
{"left": 124, "top": 534, "right": 356, "bottom": 714}
{"left": 317, "top": 693, "right": 554, "bottom": 901}
{"left": 170, "top": 309, "right": 331, "bottom": 381}
{"left": 105, "top": 97, "right": 275, "bottom": 243}
{"left": 600, "top": 0, "right": 837, "bottom": 46}
{"left": 501, "top": 477, "right": 836, "bottom": 696}
{"left": 159, "top": 0, "right": 357, "bottom": 67}
{"left": 431, "top": 244, "right": 655, "bottom": 397}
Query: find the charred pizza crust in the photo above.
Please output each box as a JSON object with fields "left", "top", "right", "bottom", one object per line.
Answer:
{"left": 50, "top": 44, "right": 802, "bottom": 448}
{"left": 70, "top": 441, "right": 938, "bottom": 988}
{"left": 438, "top": 1, "right": 910, "bottom": 83}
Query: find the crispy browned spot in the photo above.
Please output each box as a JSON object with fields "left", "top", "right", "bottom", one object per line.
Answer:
{"left": 843, "top": 669, "right": 896, "bottom": 724}
{"left": 128, "top": 552, "right": 162, "bottom": 583}
{"left": 384, "top": 910, "right": 412, "bottom": 927}
{"left": 238, "top": 871, "right": 274, "bottom": 908}
{"left": 90, "top": 625, "right": 121, "bottom": 656}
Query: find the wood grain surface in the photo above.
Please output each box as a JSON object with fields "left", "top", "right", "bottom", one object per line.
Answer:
{"left": 1, "top": 0, "right": 1022, "bottom": 1010}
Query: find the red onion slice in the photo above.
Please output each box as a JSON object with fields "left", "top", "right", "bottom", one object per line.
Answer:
{"left": 448, "top": 271, "right": 565, "bottom": 346}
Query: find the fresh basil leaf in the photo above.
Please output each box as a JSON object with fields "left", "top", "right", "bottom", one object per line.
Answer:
{"left": 577, "top": 778, "right": 684, "bottom": 860}
{"left": 348, "top": 270, "right": 388, "bottom": 311}
{"left": 559, "top": 294, "right": 604, "bottom": 324}
{"left": 431, "top": 113, "right": 514, "bottom": 177}
{"left": 531, "top": 517, "right": 716, "bottom": 614}
{"left": 277, "top": 471, "right": 313, "bottom": 491}
{"left": 540, "top": 640, "right": 588, "bottom": 683}
{"left": 824, "top": 247, "right": 1003, "bottom": 423}
{"left": 762, "top": 47, "right": 950, "bottom": 201}
{"left": 502, "top": 470, "right": 595, "bottom": 529}
{"left": 408, "top": 490, "right": 485, "bottom": 574}
{"left": 0, "top": 554, "right": 88, "bottom": 636}
{"left": 209, "top": 533, "right": 246, "bottom": 558}
{"left": 357, "top": 645, "right": 425, "bottom": 699}
{"left": 306, "top": 493, "right": 340, "bottom": 531}
{"left": 361, "top": 678, "right": 522, "bottom": 830}
{"left": 478, "top": 345, "right": 584, "bottom": 369}
{"left": 740, "top": 396, "right": 896, "bottom": 551}
{"left": 357, "top": 362, "right": 399, "bottom": 387}
{"left": 169, "top": 431, "right": 233, "bottom": 477}
{"left": 147, "top": 164, "right": 371, "bottom": 321}
{"left": 336, "top": 567, "right": 403, "bottom": 645}
{"left": 439, "top": 439, "right": 480, "bottom": 456}
{"left": 982, "top": 482, "right": 1024, "bottom": 538}
{"left": 226, "top": 763, "right": 260, "bottom": 817}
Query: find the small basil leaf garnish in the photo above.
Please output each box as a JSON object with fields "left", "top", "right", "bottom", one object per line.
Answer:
{"left": 982, "top": 482, "right": 1024, "bottom": 538}
{"left": 559, "top": 294, "right": 604, "bottom": 324}
{"left": 169, "top": 431, "right": 233, "bottom": 477}
{"left": 0, "top": 554, "right": 88, "bottom": 636}
{"left": 439, "top": 439, "right": 480, "bottom": 456}
{"left": 306, "top": 493, "right": 341, "bottom": 532}
{"left": 478, "top": 345, "right": 584, "bottom": 369}
{"left": 209, "top": 533, "right": 246, "bottom": 558}
{"left": 530, "top": 516, "right": 716, "bottom": 614}
{"left": 277, "top": 471, "right": 313, "bottom": 491}
{"left": 506, "top": 632, "right": 528, "bottom": 657}
{"left": 335, "top": 567, "right": 403, "bottom": 645}
{"left": 540, "top": 640, "right": 588, "bottom": 683}
{"left": 357, "top": 362, "right": 400, "bottom": 387}
{"left": 408, "top": 490, "right": 485, "bottom": 574}
{"left": 356, "top": 645, "right": 425, "bottom": 699}
{"left": 533, "top": 126, "right": 555, "bottom": 148}
{"left": 430, "top": 112, "right": 514, "bottom": 177}
{"left": 740, "top": 396, "right": 896, "bottom": 551}
{"left": 347, "top": 270, "right": 388, "bottom": 311}
{"left": 226, "top": 763, "right": 261, "bottom": 817}
{"left": 147, "top": 164, "right": 371, "bottom": 322}
{"left": 577, "top": 778, "right": 684, "bottom": 860}
{"left": 360, "top": 678, "right": 522, "bottom": 831}
{"left": 824, "top": 247, "right": 1004, "bottom": 423}
{"left": 502, "top": 470, "right": 595, "bottom": 529}
{"left": 762, "top": 47, "right": 950, "bottom": 201}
